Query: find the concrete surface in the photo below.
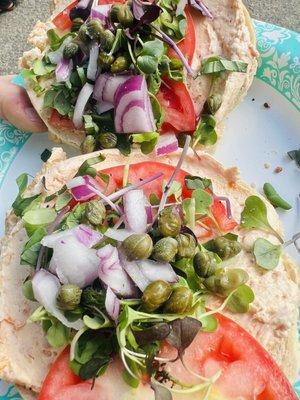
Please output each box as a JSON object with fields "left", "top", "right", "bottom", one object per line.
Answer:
{"left": 0, "top": 0, "right": 299, "bottom": 75}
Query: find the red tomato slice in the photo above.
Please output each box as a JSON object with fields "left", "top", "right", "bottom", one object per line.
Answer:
{"left": 50, "top": 110, "right": 76, "bottom": 130}
{"left": 168, "top": 6, "right": 196, "bottom": 65}
{"left": 211, "top": 198, "right": 238, "bottom": 232}
{"left": 39, "top": 314, "right": 296, "bottom": 400}
{"left": 52, "top": 0, "right": 77, "bottom": 31}
{"left": 157, "top": 78, "right": 196, "bottom": 133}
{"left": 99, "top": 161, "right": 192, "bottom": 199}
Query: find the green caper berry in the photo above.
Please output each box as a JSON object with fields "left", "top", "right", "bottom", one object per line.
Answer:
{"left": 122, "top": 233, "right": 153, "bottom": 261}
{"left": 207, "top": 237, "right": 242, "bottom": 260}
{"left": 86, "top": 19, "right": 105, "bottom": 40}
{"left": 98, "top": 52, "right": 115, "bottom": 68}
{"left": 85, "top": 200, "right": 106, "bottom": 225}
{"left": 81, "top": 135, "right": 96, "bottom": 154}
{"left": 63, "top": 42, "right": 79, "bottom": 59}
{"left": 193, "top": 251, "right": 218, "bottom": 278}
{"left": 71, "top": 17, "right": 84, "bottom": 32}
{"left": 158, "top": 206, "right": 181, "bottom": 237}
{"left": 141, "top": 280, "right": 172, "bottom": 312}
{"left": 100, "top": 30, "right": 115, "bottom": 52}
{"left": 110, "top": 4, "right": 133, "bottom": 27}
{"left": 164, "top": 286, "right": 193, "bottom": 314}
{"left": 152, "top": 237, "right": 178, "bottom": 262}
{"left": 110, "top": 56, "right": 130, "bottom": 73}
{"left": 204, "top": 268, "right": 249, "bottom": 297}
{"left": 57, "top": 284, "right": 82, "bottom": 311}
{"left": 99, "top": 132, "right": 118, "bottom": 149}
{"left": 176, "top": 233, "right": 196, "bottom": 258}
{"left": 205, "top": 94, "right": 222, "bottom": 115}
{"left": 78, "top": 24, "right": 90, "bottom": 42}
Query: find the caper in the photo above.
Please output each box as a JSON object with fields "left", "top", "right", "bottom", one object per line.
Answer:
{"left": 98, "top": 52, "right": 115, "bottom": 69}
{"left": 71, "top": 17, "right": 84, "bottom": 32}
{"left": 164, "top": 287, "right": 193, "bottom": 314}
{"left": 110, "top": 4, "right": 133, "bottom": 27}
{"left": 176, "top": 233, "right": 196, "bottom": 258}
{"left": 86, "top": 19, "right": 105, "bottom": 40}
{"left": 158, "top": 206, "right": 181, "bottom": 237}
{"left": 207, "top": 237, "right": 242, "bottom": 260}
{"left": 141, "top": 280, "right": 172, "bottom": 312}
{"left": 57, "top": 284, "right": 82, "bottom": 311}
{"left": 122, "top": 233, "right": 153, "bottom": 261}
{"left": 204, "top": 268, "right": 249, "bottom": 296}
{"left": 78, "top": 23, "right": 90, "bottom": 43}
{"left": 81, "top": 135, "right": 96, "bottom": 154}
{"left": 85, "top": 200, "right": 106, "bottom": 225}
{"left": 193, "top": 251, "right": 218, "bottom": 278}
{"left": 205, "top": 94, "right": 222, "bottom": 115}
{"left": 99, "top": 132, "right": 118, "bottom": 149}
{"left": 63, "top": 42, "right": 79, "bottom": 59}
{"left": 152, "top": 237, "right": 178, "bottom": 262}
{"left": 110, "top": 56, "right": 130, "bottom": 73}
{"left": 100, "top": 29, "right": 115, "bottom": 52}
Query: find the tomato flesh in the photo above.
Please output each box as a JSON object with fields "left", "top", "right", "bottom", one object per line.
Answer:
{"left": 157, "top": 78, "right": 196, "bottom": 133}
{"left": 38, "top": 314, "right": 296, "bottom": 400}
{"left": 50, "top": 110, "right": 76, "bottom": 130}
{"left": 168, "top": 6, "right": 196, "bottom": 65}
{"left": 52, "top": 0, "right": 77, "bottom": 31}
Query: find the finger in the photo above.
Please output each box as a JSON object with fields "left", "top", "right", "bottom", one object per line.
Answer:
{"left": 0, "top": 75, "right": 47, "bottom": 133}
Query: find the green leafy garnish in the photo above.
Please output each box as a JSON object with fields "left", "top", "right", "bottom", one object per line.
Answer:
{"left": 253, "top": 238, "right": 282, "bottom": 270}
{"left": 192, "top": 188, "right": 212, "bottom": 214}
{"left": 149, "top": 92, "right": 165, "bottom": 128}
{"left": 185, "top": 176, "right": 212, "bottom": 191}
{"left": 137, "top": 39, "right": 165, "bottom": 74}
{"left": 63, "top": 203, "right": 87, "bottom": 229}
{"left": 201, "top": 56, "right": 248, "bottom": 76}
{"left": 20, "top": 227, "right": 47, "bottom": 266}
{"left": 226, "top": 284, "right": 254, "bottom": 313}
{"left": 162, "top": 179, "right": 182, "bottom": 201}
{"left": 43, "top": 85, "right": 73, "bottom": 116}
{"left": 32, "top": 59, "right": 56, "bottom": 77}
{"left": 76, "top": 155, "right": 105, "bottom": 177}
{"left": 12, "top": 174, "right": 40, "bottom": 217}
{"left": 263, "top": 182, "right": 292, "bottom": 210}
{"left": 22, "top": 208, "right": 56, "bottom": 236}
{"left": 240, "top": 196, "right": 283, "bottom": 243}
{"left": 83, "top": 115, "right": 99, "bottom": 135}
{"left": 131, "top": 132, "right": 159, "bottom": 154}
{"left": 193, "top": 114, "right": 217, "bottom": 146}
{"left": 182, "top": 198, "right": 196, "bottom": 230}
{"left": 22, "top": 278, "right": 35, "bottom": 301}
{"left": 55, "top": 192, "right": 72, "bottom": 211}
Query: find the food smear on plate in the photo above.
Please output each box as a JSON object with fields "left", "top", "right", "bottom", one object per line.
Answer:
{"left": 20, "top": 0, "right": 258, "bottom": 153}
{"left": 0, "top": 144, "right": 298, "bottom": 399}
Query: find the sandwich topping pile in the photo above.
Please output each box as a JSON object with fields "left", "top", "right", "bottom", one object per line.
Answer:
{"left": 21, "top": 0, "right": 257, "bottom": 152}
{"left": 7, "top": 141, "right": 297, "bottom": 399}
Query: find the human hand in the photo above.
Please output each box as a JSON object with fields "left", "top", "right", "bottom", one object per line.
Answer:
{"left": 0, "top": 75, "right": 47, "bottom": 133}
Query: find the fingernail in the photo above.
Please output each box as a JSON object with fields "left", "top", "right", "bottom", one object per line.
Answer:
{"left": 25, "top": 107, "right": 41, "bottom": 122}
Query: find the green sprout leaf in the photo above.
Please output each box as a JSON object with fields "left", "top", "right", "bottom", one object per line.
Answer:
{"left": 22, "top": 208, "right": 57, "bottom": 236}
{"left": 240, "top": 196, "right": 283, "bottom": 243}
{"left": 193, "top": 114, "right": 217, "bottom": 146}
{"left": 253, "top": 238, "right": 282, "bottom": 270}
{"left": 226, "top": 284, "right": 255, "bottom": 313}
{"left": 76, "top": 155, "right": 105, "bottom": 177}
{"left": 46, "top": 320, "right": 71, "bottom": 348}
{"left": 201, "top": 56, "right": 248, "bottom": 76}
{"left": 20, "top": 227, "right": 47, "bottom": 266}
{"left": 131, "top": 132, "right": 159, "bottom": 154}
{"left": 185, "top": 175, "right": 212, "bottom": 191}
{"left": 12, "top": 174, "right": 40, "bottom": 217}
{"left": 192, "top": 188, "right": 213, "bottom": 214}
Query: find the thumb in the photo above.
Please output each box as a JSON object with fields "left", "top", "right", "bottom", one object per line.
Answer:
{"left": 0, "top": 75, "right": 47, "bottom": 133}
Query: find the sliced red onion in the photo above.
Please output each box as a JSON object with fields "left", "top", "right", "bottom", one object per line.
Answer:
{"left": 104, "top": 228, "right": 134, "bottom": 242}
{"left": 50, "top": 235, "right": 100, "bottom": 288}
{"left": 67, "top": 175, "right": 100, "bottom": 201}
{"left": 145, "top": 204, "right": 153, "bottom": 224}
{"left": 48, "top": 36, "right": 73, "bottom": 65}
{"left": 105, "top": 287, "right": 120, "bottom": 321}
{"left": 90, "top": 4, "right": 111, "bottom": 21}
{"left": 188, "top": 0, "right": 213, "bottom": 19}
{"left": 42, "top": 225, "right": 102, "bottom": 248}
{"left": 93, "top": 74, "right": 129, "bottom": 103}
{"left": 32, "top": 270, "right": 83, "bottom": 330}
{"left": 119, "top": 252, "right": 150, "bottom": 292}
{"left": 97, "top": 244, "right": 137, "bottom": 297}
{"left": 114, "top": 75, "right": 155, "bottom": 133}
{"left": 137, "top": 259, "right": 178, "bottom": 283}
{"left": 73, "top": 82, "right": 94, "bottom": 128}
{"left": 158, "top": 135, "right": 191, "bottom": 212}
{"left": 87, "top": 43, "right": 99, "bottom": 81}
{"left": 123, "top": 189, "right": 147, "bottom": 233}
{"left": 55, "top": 58, "right": 73, "bottom": 83}
{"left": 155, "top": 133, "right": 178, "bottom": 156}
{"left": 214, "top": 195, "right": 232, "bottom": 219}
{"left": 96, "top": 100, "right": 113, "bottom": 114}
{"left": 78, "top": 0, "right": 91, "bottom": 8}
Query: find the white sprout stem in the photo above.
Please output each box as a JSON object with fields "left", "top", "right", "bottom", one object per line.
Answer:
{"left": 199, "top": 292, "right": 235, "bottom": 320}
{"left": 108, "top": 172, "right": 164, "bottom": 202}
{"left": 87, "top": 184, "right": 122, "bottom": 214}
{"left": 158, "top": 135, "right": 191, "bottom": 213}
{"left": 122, "top": 348, "right": 146, "bottom": 367}
{"left": 124, "top": 348, "right": 175, "bottom": 363}
{"left": 120, "top": 350, "right": 140, "bottom": 380}
{"left": 113, "top": 214, "right": 126, "bottom": 230}
{"left": 181, "top": 358, "right": 211, "bottom": 382}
